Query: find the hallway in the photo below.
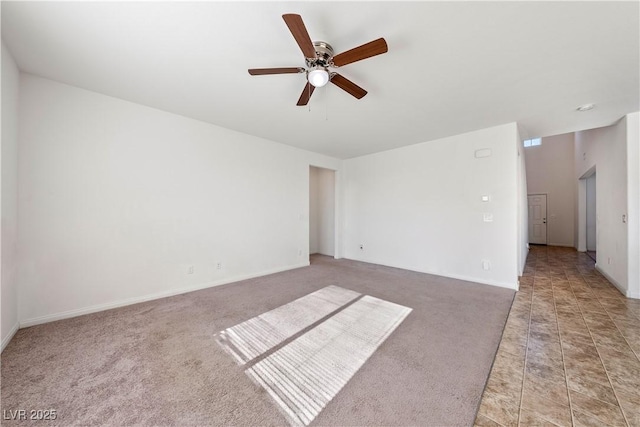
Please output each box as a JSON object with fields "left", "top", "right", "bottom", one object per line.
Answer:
{"left": 476, "top": 246, "right": 640, "bottom": 426}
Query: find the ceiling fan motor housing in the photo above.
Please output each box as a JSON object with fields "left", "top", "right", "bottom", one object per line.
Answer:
{"left": 306, "top": 41, "right": 334, "bottom": 69}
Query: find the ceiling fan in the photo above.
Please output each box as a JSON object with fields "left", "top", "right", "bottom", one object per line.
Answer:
{"left": 248, "top": 14, "right": 388, "bottom": 106}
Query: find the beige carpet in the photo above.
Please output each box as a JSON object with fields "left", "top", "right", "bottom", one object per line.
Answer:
{"left": 1, "top": 255, "right": 514, "bottom": 426}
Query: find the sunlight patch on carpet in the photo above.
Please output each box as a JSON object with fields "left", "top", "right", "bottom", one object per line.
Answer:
{"left": 245, "top": 295, "right": 412, "bottom": 426}
{"left": 215, "top": 285, "right": 360, "bottom": 364}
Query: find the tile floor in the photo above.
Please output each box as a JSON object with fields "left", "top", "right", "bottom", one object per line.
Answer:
{"left": 475, "top": 246, "right": 640, "bottom": 427}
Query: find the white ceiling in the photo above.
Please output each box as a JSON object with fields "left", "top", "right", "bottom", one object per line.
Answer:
{"left": 2, "top": 1, "right": 638, "bottom": 159}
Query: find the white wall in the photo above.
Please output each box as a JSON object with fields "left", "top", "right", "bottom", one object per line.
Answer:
{"left": 627, "top": 112, "right": 639, "bottom": 299}
{"left": 516, "top": 126, "right": 529, "bottom": 276}
{"left": 309, "top": 166, "right": 335, "bottom": 257}
{"left": 17, "top": 74, "right": 341, "bottom": 325}
{"left": 344, "top": 123, "right": 520, "bottom": 289}
{"left": 1, "top": 42, "right": 20, "bottom": 350}
{"left": 524, "top": 133, "right": 575, "bottom": 247}
{"left": 586, "top": 173, "right": 597, "bottom": 251}
{"left": 575, "top": 118, "right": 628, "bottom": 295}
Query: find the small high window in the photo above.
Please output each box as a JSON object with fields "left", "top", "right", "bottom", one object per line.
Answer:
{"left": 523, "top": 137, "right": 542, "bottom": 147}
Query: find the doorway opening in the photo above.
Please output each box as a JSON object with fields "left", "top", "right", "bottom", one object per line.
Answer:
{"left": 585, "top": 172, "right": 597, "bottom": 261}
{"left": 528, "top": 194, "right": 548, "bottom": 245}
{"left": 577, "top": 166, "right": 596, "bottom": 258}
{"left": 309, "top": 166, "right": 335, "bottom": 259}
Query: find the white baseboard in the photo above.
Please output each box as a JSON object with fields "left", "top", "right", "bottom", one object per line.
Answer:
{"left": 595, "top": 265, "right": 629, "bottom": 297}
{"left": 20, "top": 262, "right": 310, "bottom": 328}
{"left": 344, "top": 257, "right": 517, "bottom": 290}
{"left": 1, "top": 322, "right": 20, "bottom": 353}
{"left": 431, "top": 271, "right": 517, "bottom": 290}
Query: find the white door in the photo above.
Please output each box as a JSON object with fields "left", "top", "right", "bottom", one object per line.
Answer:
{"left": 528, "top": 195, "right": 547, "bottom": 245}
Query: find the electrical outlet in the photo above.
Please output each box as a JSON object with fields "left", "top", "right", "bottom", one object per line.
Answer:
{"left": 298, "top": 249, "right": 303, "bottom": 256}
{"left": 216, "top": 262, "right": 222, "bottom": 270}
{"left": 482, "top": 260, "right": 491, "bottom": 271}
{"left": 187, "top": 265, "right": 194, "bottom": 274}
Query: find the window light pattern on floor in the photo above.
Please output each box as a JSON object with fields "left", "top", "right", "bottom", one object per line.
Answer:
{"left": 216, "top": 287, "right": 412, "bottom": 426}
{"left": 215, "top": 285, "right": 360, "bottom": 364}
{"left": 246, "top": 295, "right": 412, "bottom": 426}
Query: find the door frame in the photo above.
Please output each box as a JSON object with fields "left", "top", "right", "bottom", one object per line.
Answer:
{"left": 577, "top": 166, "right": 596, "bottom": 253}
{"left": 528, "top": 193, "right": 548, "bottom": 245}
{"left": 308, "top": 165, "right": 341, "bottom": 259}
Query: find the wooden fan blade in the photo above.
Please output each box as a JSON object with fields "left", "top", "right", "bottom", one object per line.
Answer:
{"left": 330, "top": 73, "right": 367, "bottom": 99}
{"left": 283, "top": 14, "right": 317, "bottom": 59}
{"left": 332, "top": 38, "right": 388, "bottom": 67}
{"left": 296, "top": 82, "right": 316, "bottom": 106}
{"left": 248, "top": 67, "right": 304, "bottom": 75}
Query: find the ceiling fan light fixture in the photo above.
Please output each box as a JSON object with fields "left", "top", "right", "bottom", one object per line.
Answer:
{"left": 308, "top": 67, "right": 329, "bottom": 87}
{"left": 249, "top": 14, "right": 388, "bottom": 105}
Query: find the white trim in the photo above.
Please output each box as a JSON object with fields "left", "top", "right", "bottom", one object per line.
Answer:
{"left": 595, "top": 265, "right": 628, "bottom": 298}
{"left": 420, "top": 271, "right": 516, "bottom": 290}
{"left": 344, "top": 258, "right": 517, "bottom": 290}
{"left": 334, "top": 169, "right": 342, "bottom": 259}
{"left": 577, "top": 166, "right": 596, "bottom": 252}
{"left": 626, "top": 112, "right": 640, "bottom": 301}
{"left": 19, "top": 262, "right": 310, "bottom": 328}
{"left": 1, "top": 322, "right": 20, "bottom": 353}
{"left": 577, "top": 178, "right": 587, "bottom": 252}
{"left": 518, "top": 246, "right": 529, "bottom": 277}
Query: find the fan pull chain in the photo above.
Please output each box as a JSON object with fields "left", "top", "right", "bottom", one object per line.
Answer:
{"left": 325, "top": 86, "right": 329, "bottom": 121}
